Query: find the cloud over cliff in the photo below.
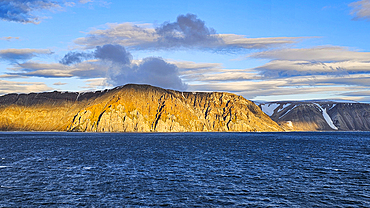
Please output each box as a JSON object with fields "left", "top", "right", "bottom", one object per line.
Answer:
{"left": 5, "top": 44, "right": 186, "bottom": 91}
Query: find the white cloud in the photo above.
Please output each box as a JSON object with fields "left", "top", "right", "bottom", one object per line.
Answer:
{"left": 248, "top": 46, "right": 370, "bottom": 78}
{"left": 53, "top": 82, "right": 67, "bottom": 86}
{"left": 81, "top": 78, "right": 111, "bottom": 89}
{"left": 2, "top": 60, "right": 110, "bottom": 79}
{"left": 187, "top": 74, "right": 369, "bottom": 101}
{"left": 250, "top": 46, "right": 370, "bottom": 62}
{"left": 218, "top": 34, "right": 308, "bottom": 49}
{"left": 0, "top": 48, "right": 53, "bottom": 62}
{"left": 168, "top": 60, "right": 223, "bottom": 76}
{"left": 74, "top": 23, "right": 160, "bottom": 49}
{"left": 0, "top": 80, "right": 53, "bottom": 95}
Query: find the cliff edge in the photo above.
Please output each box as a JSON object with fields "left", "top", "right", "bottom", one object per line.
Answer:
{"left": 0, "top": 84, "right": 282, "bottom": 132}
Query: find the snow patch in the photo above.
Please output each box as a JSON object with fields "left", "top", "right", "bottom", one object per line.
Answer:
{"left": 76, "top": 92, "right": 81, "bottom": 101}
{"left": 329, "top": 104, "right": 337, "bottom": 110}
{"left": 261, "top": 103, "right": 279, "bottom": 116}
{"left": 286, "top": 121, "right": 293, "bottom": 128}
{"left": 278, "top": 104, "right": 291, "bottom": 113}
{"left": 279, "top": 105, "right": 297, "bottom": 119}
{"left": 314, "top": 103, "right": 338, "bottom": 130}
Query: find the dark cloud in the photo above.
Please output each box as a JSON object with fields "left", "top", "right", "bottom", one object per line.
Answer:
{"left": 155, "top": 13, "right": 221, "bottom": 48}
{"left": 0, "top": 0, "right": 60, "bottom": 23}
{"left": 16, "top": 44, "right": 187, "bottom": 90}
{"left": 0, "top": 0, "right": 100, "bottom": 24}
{"left": 59, "top": 51, "right": 93, "bottom": 65}
{"left": 108, "top": 57, "right": 186, "bottom": 90}
{"left": 94, "top": 44, "right": 132, "bottom": 64}
{"left": 60, "top": 44, "right": 132, "bottom": 65}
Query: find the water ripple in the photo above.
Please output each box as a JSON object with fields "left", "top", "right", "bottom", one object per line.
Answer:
{"left": 0, "top": 132, "right": 369, "bottom": 207}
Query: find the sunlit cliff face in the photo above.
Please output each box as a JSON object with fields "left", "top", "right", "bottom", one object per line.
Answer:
{"left": 0, "top": 84, "right": 282, "bottom": 132}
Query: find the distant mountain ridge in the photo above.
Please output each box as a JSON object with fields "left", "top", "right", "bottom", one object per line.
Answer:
{"left": 259, "top": 100, "right": 370, "bottom": 131}
{"left": 0, "top": 84, "right": 282, "bottom": 132}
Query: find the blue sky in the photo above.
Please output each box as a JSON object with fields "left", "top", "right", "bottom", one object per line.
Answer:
{"left": 1, "top": 0, "right": 370, "bottom": 102}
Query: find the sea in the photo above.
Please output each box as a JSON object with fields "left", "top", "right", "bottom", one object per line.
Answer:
{"left": 0, "top": 132, "right": 369, "bottom": 207}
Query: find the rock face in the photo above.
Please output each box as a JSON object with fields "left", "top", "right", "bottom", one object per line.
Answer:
{"left": 259, "top": 101, "right": 370, "bottom": 131}
{"left": 0, "top": 84, "right": 282, "bottom": 132}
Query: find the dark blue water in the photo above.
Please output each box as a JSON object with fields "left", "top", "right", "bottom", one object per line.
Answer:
{"left": 0, "top": 132, "right": 369, "bottom": 207}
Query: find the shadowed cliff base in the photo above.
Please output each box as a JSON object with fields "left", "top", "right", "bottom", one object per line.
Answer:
{"left": 0, "top": 84, "right": 282, "bottom": 132}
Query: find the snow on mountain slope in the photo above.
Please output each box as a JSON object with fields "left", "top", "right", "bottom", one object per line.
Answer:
{"left": 313, "top": 103, "right": 338, "bottom": 130}
{"left": 258, "top": 100, "right": 370, "bottom": 131}
{"left": 260, "top": 103, "right": 279, "bottom": 116}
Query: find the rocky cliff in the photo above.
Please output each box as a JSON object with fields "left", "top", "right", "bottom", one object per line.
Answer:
{"left": 0, "top": 84, "right": 282, "bottom": 132}
{"left": 259, "top": 100, "right": 370, "bottom": 131}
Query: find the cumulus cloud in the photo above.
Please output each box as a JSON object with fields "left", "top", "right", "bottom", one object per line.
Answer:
{"left": 109, "top": 57, "right": 186, "bottom": 90}
{"left": 0, "top": 48, "right": 53, "bottom": 62}
{"left": 350, "top": 0, "right": 370, "bottom": 20}
{"left": 0, "top": 80, "right": 52, "bottom": 95}
{"left": 154, "top": 13, "right": 220, "bottom": 49}
{"left": 6, "top": 44, "right": 186, "bottom": 90}
{"left": 94, "top": 44, "right": 132, "bottom": 64}
{"left": 74, "top": 13, "right": 310, "bottom": 50}
{"left": 60, "top": 44, "right": 132, "bottom": 65}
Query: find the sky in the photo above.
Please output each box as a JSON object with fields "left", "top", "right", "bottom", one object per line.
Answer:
{"left": 1, "top": 0, "right": 370, "bottom": 102}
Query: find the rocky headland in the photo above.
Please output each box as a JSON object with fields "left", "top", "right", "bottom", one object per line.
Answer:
{"left": 0, "top": 84, "right": 282, "bottom": 132}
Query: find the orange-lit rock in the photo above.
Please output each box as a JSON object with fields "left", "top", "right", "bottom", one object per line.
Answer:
{"left": 0, "top": 84, "right": 282, "bottom": 132}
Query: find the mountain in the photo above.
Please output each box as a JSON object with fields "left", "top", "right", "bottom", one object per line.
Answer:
{"left": 0, "top": 84, "right": 282, "bottom": 132}
{"left": 259, "top": 100, "right": 370, "bottom": 131}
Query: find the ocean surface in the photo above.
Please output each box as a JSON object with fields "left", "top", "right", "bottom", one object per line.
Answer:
{"left": 0, "top": 132, "right": 369, "bottom": 207}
